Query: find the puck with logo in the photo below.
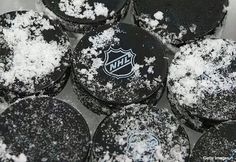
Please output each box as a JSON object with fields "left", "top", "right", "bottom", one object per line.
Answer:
{"left": 72, "top": 23, "right": 168, "bottom": 115}
{"left": 36, "top": 0, "right": 130, "bottom": 33}
{"left": 0, "top": 11, "right": 71, "bottom": 103}
{"left": 191, "top": 121, "right": 236, "bottom": 162}
{"left": 0, "top": 97, "right": 91, "bottom": 162}
{"left": 92, "top": 104, "right": 190, "bottom": 161}
{"left": 133, "top": 0, "right": 228, "bottom": 46}
{"left": 167, "top": 38, "right": 236, "bottom": 132}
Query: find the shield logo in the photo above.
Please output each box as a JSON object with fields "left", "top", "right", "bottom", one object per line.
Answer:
{"left": 103, "top": 47, "right": 136, "bottom": 79}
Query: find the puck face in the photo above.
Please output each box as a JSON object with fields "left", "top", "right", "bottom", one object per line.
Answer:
{"left": 72, "top": 73, "right": 115, "bottom": 115}
{"left": 0, "top": 11, "right": 71, "bottom": 95}
{"left": 93, "top": 104, "right": 190, "bottom": 161}
{"left": 0, "top": 97, "right": 90, "bottom": 162}
{"left": 3, "top": 67, "right": 71, "bottom": 104}
{"left": 134, "top": 0, "right": 228, "bottom": 45}
{"left": 42, "top": 0, "right": 129, "bottom": 24}
{"left": 168, "top": 39, "right": 236, "bottom": 122}
{"left": 191, "top": 121, "right": 236, "bottom": 161}
{"left": 72, "top": 71, "right": 165, "bottom": 115}
{"left": 73, "top": 23, "right": 167, "bottom": 105}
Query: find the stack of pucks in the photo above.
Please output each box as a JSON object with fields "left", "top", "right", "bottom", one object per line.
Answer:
{"left": 133, "top": 0, "right": 228, "bottom": 46}
{"left": 191, "top": 121, "right": 236, "bottom": 162}
{"left": 167, "top": 38, "right": 236, "bottom": 132}
{"left": 0, "top": 11, "right": 71, "bottom": 103}
{"left": 0, "top": 97, "right": 91, "bottom": 162}
{"left": 72, "top": 23, "right": 168, "bottom": 115}
{"left": 36, "top": 0, "right": 130, "bottom": 33}
{"left": 92, "top": 104, "right": 190, "bottom": 162}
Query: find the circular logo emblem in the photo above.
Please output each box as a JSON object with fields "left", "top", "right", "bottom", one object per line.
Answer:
{"left": 126, "top": 131, "right": 159, "bottom": 161}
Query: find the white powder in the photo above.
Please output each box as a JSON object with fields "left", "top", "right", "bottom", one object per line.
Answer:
{"left": 154, "top": 11, "right": 164, "bottom": 20}
{"left": 94, "top": 104, "right": 189, "bottom": 162}
{"left": 144, "top": 56, "right": 156, "bottom": 65}
{"left": 138, "top": 11, "right": 192, "bottom": 44}
{"left": 78, "top": 27, "right": 120, "bottom": 81}
{"left": 0, "top": 139, "right": 27, "bottom": 162}
{"left": 0, "top": 11, "right": 69, "bottom": 92}
{"left": 74, "top": 25, "right": 164, "bottom": 104}
{"left": 59, "top": 0, "right": 110, "bottom": 20}
{"left": 189, "top": 24, "right": 197, "bottom": 33}
{"left": 0, "top": 99, "right": 8, "bottom": 114}
{"left": 168, "top": 38, "right": 236, "bottom": 120}
{"left": 147, "top": 66, "right": 154, "bottom": 74}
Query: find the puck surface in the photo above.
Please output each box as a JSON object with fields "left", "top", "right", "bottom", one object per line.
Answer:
{"left": 0, "top": 11, "right": 70, "bottom": 95}
{"left": 42, "top": 0, "right": 128, "bottom": 24}
{"left": 73, "top": 23, "right": 167, "bottom": 105}
{"left": 191, "top": 121, "right": 236, "bottom": 161}
{"left": 93, "top": 104, "right": 190, "bottom": 162}
{"left": 168, "top": 38, "right": 236, "bottom": 122}
{"left": 0, "top": 97, "right": 90, "bottom": 162}
{"left": 134, "top": 0, "right": 228, "bottom": 45}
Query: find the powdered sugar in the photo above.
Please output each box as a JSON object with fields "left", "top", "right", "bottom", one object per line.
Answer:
{"left": 168, "top": 38, "right": 236, "bottom": 120}
{"left": 59, "top": 0, "right": 110, "bottom": 20}
{"left": 0, "top": 11, "right": 70, "bottom": 92}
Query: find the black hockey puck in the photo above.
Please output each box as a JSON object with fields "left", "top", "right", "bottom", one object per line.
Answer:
{"left": 0, "top": 11, "right": 71, "bottom": 103}
{"left": 133, "top": 0, "right": 228, "bottom": 46}
{"left": 72, "top": 23, "right": 168, "bottom": 115}
{"left": 0, "top": 97, "right": 90, "bottom": 162}
{"left": 92, "top": 104, "right": 190, "bottom": 161}
{"left": 167, "top": 38, "right": 236, "bottom": 132}
{"left": 72, "top": 71, "right": 166, "bottom": 116}
{"left": 37, "top": 0, "right": 130, "bottom": 33}
{"left": 191, "top": 121, "right": 236, "bottom": 162}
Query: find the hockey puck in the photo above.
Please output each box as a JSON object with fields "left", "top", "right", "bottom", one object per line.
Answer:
{"left": 0, "top": 97, "right": 90, "bottom": 162}
{"left": 72, "top": 23, "right": 168, "bottom": 115}
{"left": 92, "top": 104, "right": 190, "bottom": 161}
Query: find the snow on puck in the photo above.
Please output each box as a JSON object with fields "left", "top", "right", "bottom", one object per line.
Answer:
{"left": 37, "top": 0, "right": 130, "bottom": 33}
{"left": 0, "top": 11, "right": 71, "bottom": 103}
{"left": 191, "top": 121, "right": 236, "bottom": 161}
{"left": 0, "top": 97, "right": 90, "bottom": 162}
{"left": 72, "top": 23, "right": 168, "bottom": 115}
{"left": 167, "top": 38, "right": 236, "bottom": 132}
{"left": 92, "top": 104, "right": 190, "bottom": 162}
{"left": 133, "top": 0, "right": 228, "bottom": 46}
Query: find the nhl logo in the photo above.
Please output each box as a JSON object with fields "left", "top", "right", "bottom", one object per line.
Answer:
{"left": 103, "top": 47, "right": 136, "bottom": 79}
{"left": 126, "top": 131, "right": 159, "bottom": 161}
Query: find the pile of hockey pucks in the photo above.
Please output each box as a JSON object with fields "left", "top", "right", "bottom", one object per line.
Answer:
{"left": 0, "top": 0, "right": 236, "bottom": 161}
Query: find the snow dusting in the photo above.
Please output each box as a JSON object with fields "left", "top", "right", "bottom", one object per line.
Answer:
{"left": 0, "top": 11, "right": 70, "bottom": 92}
{"left": 0, "top": 139, "right": 27, "bottom": 162}
{"left": 168, "top": 38, "right": 236, "bottom": 120}
{"left": 59, "top": 0, "right": 111, "bottom": 20}
{"left": 73, "top": 24, "right": 165, "bottom": 104}
{"left": 78, "top": 27, "right": 120, "bottom": 81}
{"left": 192, "top": 121, "right": 236, "bottom": 161}
{"left": 137, "top": 11, "right": 193, "bottom": 44}
{"left": 93, "top": 104, "right": 189, "bottom": 162}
